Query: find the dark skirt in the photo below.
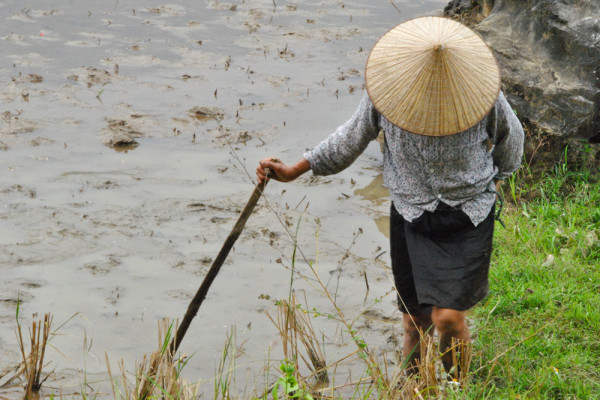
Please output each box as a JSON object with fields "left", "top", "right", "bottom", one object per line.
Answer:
{"left": 390, "top": 203, "right": 495, "bottom": 315}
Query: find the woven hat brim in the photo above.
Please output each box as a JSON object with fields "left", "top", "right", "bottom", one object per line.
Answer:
{"left": 365, "top": 16, "right": 501, "bottom": 136}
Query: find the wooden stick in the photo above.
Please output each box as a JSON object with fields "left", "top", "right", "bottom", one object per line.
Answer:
{"left": 169, "top": 176, "right": 269, "bottom": 356}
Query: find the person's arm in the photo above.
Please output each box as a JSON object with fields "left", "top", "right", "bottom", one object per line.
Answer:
{"left": 256, "top": 93, "right": 380, "bottom": 184}
{"left": 304, "top": 93, "right": 380, "bottom": 176}
{"left": 256, "top": 158, "right": 310, "bottom": 183}
{"left": 489, "top": 92, "right": 525, "bottom": 180}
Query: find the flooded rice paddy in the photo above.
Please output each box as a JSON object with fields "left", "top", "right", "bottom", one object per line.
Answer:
{"left": 0, "top": 0, "right": 447, "bottom": 396}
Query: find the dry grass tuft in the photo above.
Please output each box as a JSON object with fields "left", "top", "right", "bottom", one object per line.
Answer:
{"left": 267, "top": 295, "right": 476, "bottom": 399}
{"left": 16, "top": 313, "right": 53, "bottom": 398}
{"left": 395, "top": 335, "right": 473, "bottom": 399}
{"left": 266, "top": 295, "right": 328, "bottom": 387}
{"left": 449, "top": 337, "right": 472, "bottom": 384}
{"left": 106, "top": 318, "right": 199, "bottom": 400}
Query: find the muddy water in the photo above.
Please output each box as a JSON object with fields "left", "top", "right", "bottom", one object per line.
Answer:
{"left": 0, "top": 0, "right": 447, "bottom": 396}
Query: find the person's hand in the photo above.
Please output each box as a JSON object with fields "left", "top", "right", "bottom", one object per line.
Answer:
{"left": 256, "top": 158, "right": 310, "bottom": 183}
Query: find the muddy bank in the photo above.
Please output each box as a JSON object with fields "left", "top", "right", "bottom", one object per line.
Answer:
{"left": 0, "top": 0, "right": 447, "bottom": 397}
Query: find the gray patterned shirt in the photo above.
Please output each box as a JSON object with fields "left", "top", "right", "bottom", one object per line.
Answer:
{"left": 304, "top": 92, "right": 524, "bottom": 226}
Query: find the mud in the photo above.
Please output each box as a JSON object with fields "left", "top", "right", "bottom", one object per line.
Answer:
{"left": 0, "top": 0, "right": 447, "bottom": 397}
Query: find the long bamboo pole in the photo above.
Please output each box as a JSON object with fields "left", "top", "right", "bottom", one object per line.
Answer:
{"left": 169, "top": 176, "right": 269, "bottom": 356}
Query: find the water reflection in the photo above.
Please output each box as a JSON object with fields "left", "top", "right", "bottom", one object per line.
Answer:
{"left": 354, "top": 173, "right": 390, "bottom": 238}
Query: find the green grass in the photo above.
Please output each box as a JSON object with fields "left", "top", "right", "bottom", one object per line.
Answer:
{"left": 467, "top": 158, "right": 600, "bottom": 399}
{"left": 251, "top": 155, "right": 600, "bottom": 399}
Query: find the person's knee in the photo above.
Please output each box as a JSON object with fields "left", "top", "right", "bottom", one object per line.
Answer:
{"left": 403, "top": 314, "right": 433, "bottom": 337}
{"left": 431, "top": 307, "right": 466, "bottom": 334}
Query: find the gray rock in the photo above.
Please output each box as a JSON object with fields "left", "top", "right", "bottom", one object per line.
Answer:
{"left": 445, "top": 0, "right": 600, "bottom": 164}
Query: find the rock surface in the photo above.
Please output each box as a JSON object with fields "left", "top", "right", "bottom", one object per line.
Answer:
{"left": 445, "top": 0, "right": 600, "bottom": 164}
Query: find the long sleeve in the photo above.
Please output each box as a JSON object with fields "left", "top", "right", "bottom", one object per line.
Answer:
{"left": 487, "top": 91, "right": 525, "bottom": 180}
{"left": 304, "top": 93, "right": 381, "bottom": 176}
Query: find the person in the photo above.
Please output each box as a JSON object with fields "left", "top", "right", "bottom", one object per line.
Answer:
{"left": 256, "top": 16, "right": 524, "bottom": 380}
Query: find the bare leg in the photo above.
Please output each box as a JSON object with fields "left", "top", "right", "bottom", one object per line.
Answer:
{"left": 401, "top": 313, "right": 433, "bottom": 375}
{"left": 431, "top": 307, "right": 471, "bottom": 380}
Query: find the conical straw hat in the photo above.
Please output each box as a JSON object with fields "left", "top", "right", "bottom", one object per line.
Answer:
{"left": 365, "top": 16, "right": 501, "bottom": 136}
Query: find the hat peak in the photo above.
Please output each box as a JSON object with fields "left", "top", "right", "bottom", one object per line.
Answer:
{"left": 365, "top": 16, "right": 501, "bottom": 136}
